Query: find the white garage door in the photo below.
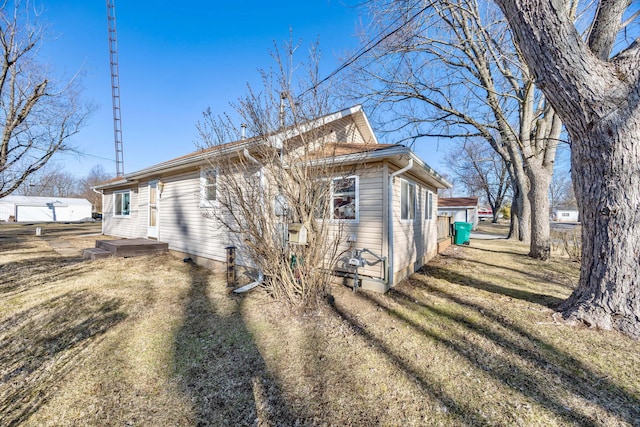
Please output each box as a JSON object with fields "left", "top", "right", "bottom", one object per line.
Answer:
{"left": 16, "top": 205, "right": 55, "bottom": 222}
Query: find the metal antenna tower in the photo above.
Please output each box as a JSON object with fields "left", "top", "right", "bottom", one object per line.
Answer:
{"left": 106, "top": 0, "right": 125, "bottom": 177}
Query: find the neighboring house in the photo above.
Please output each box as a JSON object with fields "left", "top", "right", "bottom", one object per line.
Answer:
{"left": 94, "top": 106, "right": 451, "bottom": 292}
{"left": 437, "top": 197, "right": 479, "bottom": 230}
{"left": 0, "top": 196, "right": 92, "bottom": 222}
{"left": 553, "top": 209, "right": 579, "bottom": 222}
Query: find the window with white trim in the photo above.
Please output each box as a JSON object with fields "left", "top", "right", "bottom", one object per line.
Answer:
{"left": 426, "top": 191, "right": 434, "bottom": 220}
{"left": 332, "top": 176, "right": 358, "bottom": 221}
{"left": 200, "top": 168, "right": 217, "bottom": 206}
{"left": 114, "top": 190, "right": 131, "bottom": 217}
{"left": 401, "top": 179, "right": 415, "bottom": 220}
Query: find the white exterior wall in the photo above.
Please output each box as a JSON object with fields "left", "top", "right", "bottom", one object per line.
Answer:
{"left": 332, "top": 165, "right": 386, "bottom": 279}
{"left": 553, "top": 210, "right": 579, "bottom": 222}
{"left": 0, "top": 196, "right": 91, "bottom": 222}
{"left": 156, "top": 169, "right": 232, "bottom": 267}
{"left": 390, "top": 168, "right": 439, "bottom": 286}
{"left": 138, "top": 180, "right": 150, "bottom": 235}
{"left": 102, "top": 186, "right": 142, "bottom": 238}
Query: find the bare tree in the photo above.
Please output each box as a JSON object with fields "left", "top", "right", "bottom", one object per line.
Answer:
{"left": 349, "top": 0, "right": 562, "bottom": 259}
{"left": 14, "top": 162, "right": 78, "bottom": 196}
{"left": 494, "top": 0, "right": 640, "bottom": 337}
{"left": 0, "top": 1, "right": 91, "bottom": 198}
{"left": 444, "top": 138, "right": 511, "bottom": 222}
{"left": 549, "top": 170, "right": 576, "bottom": 213}
{"left": 77, "top": 164, "right": 113, "bottom": 213}
{"left": 196, "top": 43, "right": 363, "bottom": 310}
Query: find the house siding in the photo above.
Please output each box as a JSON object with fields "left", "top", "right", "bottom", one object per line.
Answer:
{"left": 102, "top": 186, "right": 141, "bottom": 238}
{"left": 390, "top": 166, "right": 439, "bottom": 286}
{"left": 289, "top": 115, "right": 370, "bottom": 148}
{"left": 332, "top": 164, "right": 385, "bottom": 279}
{"left": 97, "top": 107, "right": 449, "bottom": 292}
{"left": 156, "top": 169, "right": 230, "bottom": 269}
{"left": 138, "top": 181, "right": 149, "bottom": 236}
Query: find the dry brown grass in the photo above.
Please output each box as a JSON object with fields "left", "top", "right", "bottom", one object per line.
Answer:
{"left": 1, "top": 223, "right": 639, "bottom": 426}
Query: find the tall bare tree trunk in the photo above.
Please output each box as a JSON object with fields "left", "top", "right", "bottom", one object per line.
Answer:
{"left": 518, "top": 188, "right": 531, "bottom": 243}
{"left": 507, "top": 190, "right": 520, "bottom": 240}
{"left": 527, "top": 163, "right": 552, "bottom": 259}
{"left": 495, "top": 0, "right": 640, "bottom": 336}
{"left": 560, "top": 120, "right": 640, "bottom": 337}
{"left": 506, "top": 167, "right": 530, "bottom": 242}
{"left": 513, "top": 162, "right": 531, "bottom": 243}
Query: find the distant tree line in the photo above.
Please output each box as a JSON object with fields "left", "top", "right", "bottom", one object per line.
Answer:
{"left": 13, "top": 164, "right": 113, "bottom": 213}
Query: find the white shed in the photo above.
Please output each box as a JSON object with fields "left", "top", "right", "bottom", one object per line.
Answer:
{"left": 553, "top": 209, "right": 579, "bottom": 222}
{"left": 0, "top": 196, "right": 93, "bottom": 222}
{"left": 437, "top": 197, "right": 480, "bottom": 230}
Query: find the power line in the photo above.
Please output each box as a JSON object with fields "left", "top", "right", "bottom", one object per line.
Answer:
{"left": 302, "top": 0, "right": 429, "bottom": 96}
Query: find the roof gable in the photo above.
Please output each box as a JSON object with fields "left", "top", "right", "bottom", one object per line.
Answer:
{"left": 94, "top": 105, "right": 451, "bottom": 191}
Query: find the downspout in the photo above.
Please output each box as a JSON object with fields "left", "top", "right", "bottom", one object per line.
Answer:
{"left": 242, "top": 148, "right": 265, "bottom": 290}
{"left": 387, "top": 159, "right": 414, "bottom": 288}
{"left": 92, "top": 187, "right": 105, "bottom": 235}
{"left": 233, "top": 270, "right": 264, "bottom": 293}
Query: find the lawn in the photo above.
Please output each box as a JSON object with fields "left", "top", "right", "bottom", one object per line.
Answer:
{"left": 1, "top": 223, "right": 639, "bottom": 426}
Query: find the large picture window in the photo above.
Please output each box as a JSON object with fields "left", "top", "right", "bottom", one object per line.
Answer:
{"left": 401, "top": 179, "right": 415, "bottom": 220}
{"left": 332, "top": 176, "right": 358, "bottom": 221}
{"left": 114, "top": 191, "right": 131, "bottom": 217}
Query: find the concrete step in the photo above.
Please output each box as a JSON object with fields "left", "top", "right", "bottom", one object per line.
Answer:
{"left": 95, "top": 239, "right": 169, "bottom": 257}
{"left": 82, "top": 247, "right": 113, "bottom": 260}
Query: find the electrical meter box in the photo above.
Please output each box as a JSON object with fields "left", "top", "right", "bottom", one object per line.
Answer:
{"left": 288, "top": 223, "right": 308, "bottom": 245}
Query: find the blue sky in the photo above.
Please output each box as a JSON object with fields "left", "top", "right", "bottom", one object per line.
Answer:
{"left": 39, "top": 0, "right": 397, "bottom": 178}
{"left": 37, "top": 1, "right": 573, "bottom": 187}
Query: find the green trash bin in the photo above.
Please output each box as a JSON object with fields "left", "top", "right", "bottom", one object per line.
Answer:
{"left": 453, "top": 222, "right": 472, "bottom": 245}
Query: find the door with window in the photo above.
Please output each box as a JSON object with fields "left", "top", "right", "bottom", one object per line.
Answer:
{"left": 148, "top": 181, "right": 158, "bottom": 239}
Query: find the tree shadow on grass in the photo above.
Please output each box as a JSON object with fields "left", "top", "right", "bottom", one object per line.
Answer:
{"left": 420, "top": 263, "right": 565, "bottom": 308}
{"left": 0, "top": 257, "right": 88, "bottom": 295}
{"left": 0, "top": 290, "right": 127, "bottom": 426}
{"left": 369, "top": 280, "right": 640, "bottom": 426}
{"left": 174, "top": 264, "right": 295, "bottom": 426}
{"left": 465, "top": 244, "right": 529, "bottom": 256}
{"left": 0, "top": 236, "right": 39, "bottom": 253}
{"left": 450, "top": 256, "right": 578, "bottom": 291}
{"left": 326, "top": 295, "right": 494, "bottom": 426}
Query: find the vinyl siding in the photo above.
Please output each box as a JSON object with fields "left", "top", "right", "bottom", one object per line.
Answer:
{"left": 156, "top": 169, "right": 231, "bottom": 266}
{"left": 102, "top": 186, "right": 141, "bottom": 238}
{"left": 332, "top": 164, "right": 385, "bottom": 278}
{"left": 287, "top": 115, "right": 370, "bottom": 152}
{"left": 138, "top": 181, "right": 149, "bottom": 235}
{"left": 390, "top": 166, "right": 439, "bottom": 285}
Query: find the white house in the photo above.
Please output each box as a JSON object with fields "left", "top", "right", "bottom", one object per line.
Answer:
{"left": 437, "top": 197, "right": 480, "bottom": 230}
{"left": 0, "top": 196, "right": 92, "bottom": 222}
{"left": 553, "top": 209, "right": 579, "bottom": 222}
{"left": 94, "top": 106, "right": 451, "bottom": 292}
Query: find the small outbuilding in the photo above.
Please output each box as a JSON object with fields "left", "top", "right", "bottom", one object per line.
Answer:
{"left": 552, "top": 209, "right": 579, "bottom": 222}
{"left": 437, "top": 197, "right": 479, "bottom": 230}
{"left": 0, "top": 196, "right": 93, "bottom": 222}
